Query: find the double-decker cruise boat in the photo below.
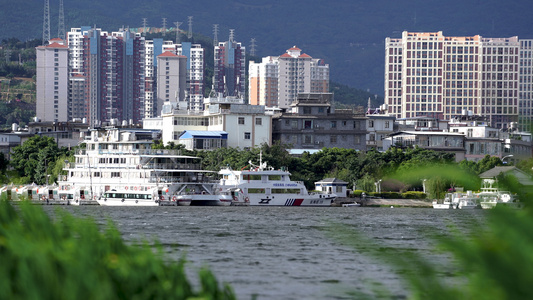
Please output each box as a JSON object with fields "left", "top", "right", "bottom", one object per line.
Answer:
{"left": 218, "top": 153, "right": 336, "bottom": 206}
{"left": 59, "top": 127, "right": 222, "bottom": 206}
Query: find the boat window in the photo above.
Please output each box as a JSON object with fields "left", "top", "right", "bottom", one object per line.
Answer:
{"left": 248, "top": 188, "right": 266, "bottom": 194}
{"left": 268, "top": 175, "right": 281, "bottom": 180}
{"left": 272, "top": 189, "right": 301, "bottom": 194}
{"left": 243, "top": 174, "right": 262, "bottom": 181}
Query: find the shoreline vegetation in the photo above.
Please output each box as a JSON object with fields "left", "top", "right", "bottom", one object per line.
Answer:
{"left": 0, "top": 200, "right": 236, "bottom": 300}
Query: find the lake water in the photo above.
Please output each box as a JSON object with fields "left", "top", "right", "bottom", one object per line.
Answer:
{"left": 49, "top": 206, "right": 488, "bottom": 299}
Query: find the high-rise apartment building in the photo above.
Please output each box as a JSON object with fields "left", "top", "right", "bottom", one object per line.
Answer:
{"left": 214, "top": 35, "right": 246, "bottom": 98}
{"left": 156, "top": 51, "right": 187, "bottom": 114}
{"left": 519, "top": 40, "right": 533, "bottom": 131}
{"left": 249, "top": 46, "right": 329, "bottom": 109}
{"left": 66, "top": 27, "right": 145, "bottom": 126}
{"left": 385, "top": 31, "right": 521, "bottom": 129}
{"left": 36, "top": 39, "right": 69, "bottom": 122}
{"left": 145, "top": 40, "right": 205, "bottom": 116}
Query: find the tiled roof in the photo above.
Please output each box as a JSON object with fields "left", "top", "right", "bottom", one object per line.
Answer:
{"left": 280, "top": 53, "right": 292, "bottom": 58}
{"left": 288, "top": 46, "right": 301, "bottom": 51}
{"left": 158, "top": 51, "right": 178, "bottom": 57}
{"left": 43, "top": 42, "right": 68, "bottom": 48}
{"left": 299, "top": 53, "right": 312, "bottom": 58}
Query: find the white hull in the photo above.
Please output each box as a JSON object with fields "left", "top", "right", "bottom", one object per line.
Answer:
{"left": 97, "top": 198, "right": 160, "bottom": 206}
{"left": 432, "top": 201, "right": 454, "bottom": 209}
{"left": 248, "top": 194, "right": 334, "bottom": 206}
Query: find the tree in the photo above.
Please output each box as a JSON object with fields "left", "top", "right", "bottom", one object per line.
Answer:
{"left": 10, "top": 135, "right": 65, "bottom": 184}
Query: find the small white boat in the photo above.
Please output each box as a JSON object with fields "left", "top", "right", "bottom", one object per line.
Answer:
{"left": 433, "top": 194, "right": 454, "bottom": 209}
{"left": 98, "top": 188, "right": 160, "bottom": 206}
{"left": 342, "top": 202, "right": 361, "bottom": 207}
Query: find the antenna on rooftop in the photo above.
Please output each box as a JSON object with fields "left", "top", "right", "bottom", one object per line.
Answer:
{"left": 42, "top": 0, "right": 50, "bottom": 44}
{"left": 187, "top": 16, "right": 193, "bottom": 39}
{"left": 213, "top": 24, "right": 219, "bottom": 45}
{"left": 174, "top": 21, "right": 182, "bottom": 44}
{"left": 58, "top": 0, "right": 65, "bottom": 40}
{"left": 162, "top": 18, "right": 167, "bottom": 36}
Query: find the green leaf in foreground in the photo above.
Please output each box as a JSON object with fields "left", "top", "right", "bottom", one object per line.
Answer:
{"left": 0, "top": 200, "right": 235, "bottom": 300}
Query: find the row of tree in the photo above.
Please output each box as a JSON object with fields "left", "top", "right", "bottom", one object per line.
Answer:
{"left": 5, "top": 136, "right": 523, "bottom": 199}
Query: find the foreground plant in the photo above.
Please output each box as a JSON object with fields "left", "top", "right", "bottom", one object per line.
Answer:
{"left": 0, "top": 200, "right": 235, "bottom": 300}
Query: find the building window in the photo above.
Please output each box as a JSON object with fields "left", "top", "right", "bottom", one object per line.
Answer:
{"left": 238, "top": 117, "right": 245, "bottom": 125}
{"left": 385, "top": 121, "right": 390, "bottom": 128}
{"left": 330, "top": 135, "right": 337, "bottom": 143}
{"left": 369, "top": 120, "right": 374, "bottom": 128}
{"left": 255, "top": 118, "right": 262, "bottom": 125}
{"left": 303, "top": 107, "right": 311, "bottom": 114}
{"left": 354, "top": 121, "right": 360, "bottom": 129}
{"left": 331, "top": 121, "right": 337, "bottom": 128}
{"left": 244, "top": 132, "right": 251, "bottom": 139}
{"left": 304, "top": 120, "right": 313, "bottom": 129}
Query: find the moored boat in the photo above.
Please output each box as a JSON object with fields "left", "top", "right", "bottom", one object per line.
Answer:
{"left": 218, "top": 153, "right": 336, "bottom": 206}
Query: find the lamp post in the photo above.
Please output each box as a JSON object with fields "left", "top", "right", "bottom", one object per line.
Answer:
{"left": 501, "top": 154, "right": 513, "bottom": 164}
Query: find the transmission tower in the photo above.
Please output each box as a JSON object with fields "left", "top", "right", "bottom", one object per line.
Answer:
{"left": 162, "top": 18, "right": 167, "bottom": 36}
{"left": 250, "top": 38, "right": 257, "bottom": 56}
{"left": 187, "top": 16, "right": 193, "bottom": 39}
{"left": 58, "top": 0, "right": 65, "bottom": 40}
{"left": 174, "top": 21, "right": 182, "bottom": 44}
{"left": 42, "top": 0, "right": 50, "bottom": 44}
{"left": 142, "top": 18, "right": 148, "bottom": 36}
{"left": 213, "top": 24, "right": 219, "bottom": 45}
{"left": 229, "top": 29, "right": 235, "bottom": 43}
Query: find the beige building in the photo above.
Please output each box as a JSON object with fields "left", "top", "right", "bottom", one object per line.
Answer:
{"left": 385, "top": 31, "right": 520, "bottom": 129}
{"left": 249, "top": 46, "right": 329, "bottom": 109}
{"left": 156, "top": 51, "right": 187, "bottom": 115}
{"left": 36, "top": 39, "right": 69, "bottom": 122}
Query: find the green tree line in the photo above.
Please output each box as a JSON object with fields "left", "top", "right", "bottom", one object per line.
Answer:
{"left": 3, "top": 136, "right": 520, "bottom": 196}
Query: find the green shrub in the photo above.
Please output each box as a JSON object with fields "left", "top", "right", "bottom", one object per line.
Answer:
{"left": 351, "top": 189, "right": 365, "bottom": 197}
{"left": 402, "top": 191, "right": 427, "bottom": 199}
{"left": 0, "top": 200, "right": 235, "bottom": 300}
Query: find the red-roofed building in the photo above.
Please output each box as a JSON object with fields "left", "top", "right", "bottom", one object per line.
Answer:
{"left": 249, "top": 46, "right": 329, "bottom": 109}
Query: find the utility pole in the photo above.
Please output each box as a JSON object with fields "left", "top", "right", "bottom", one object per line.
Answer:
{"left": 174, "top": 21, "right": 182, "bottom": 44}
{"left": 213, "top": 24, "right": 219, "bottom": 45}
{"left": 58, "top": 0, "right": 65, "bottom": 40}
{"left": 42, "top": 0, "right": 50, "bottom": 44}
{"left": 250, "top": 38, "right": 257, "bottom": 56}
{"left": 187, "top": 16, "right": 193, "bottom": 39}
{"left": 142, "top": 18, "right": 148, "bottom": 36}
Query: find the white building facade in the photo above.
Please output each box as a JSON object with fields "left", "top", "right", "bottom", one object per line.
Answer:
{"left": 36, "top": 39, "right": 69, "bottom": 122}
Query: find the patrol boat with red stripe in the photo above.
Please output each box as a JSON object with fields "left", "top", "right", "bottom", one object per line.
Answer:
{"left": 218, "top": 152, "right": 336, "bottom": 206}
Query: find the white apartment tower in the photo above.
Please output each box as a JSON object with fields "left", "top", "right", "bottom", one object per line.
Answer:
{"left": 519, "top": 40, "right": 533, "bottom": 131}
{"left": 385, "top": 31, "right": 520, "bottom": 129}
{"left": 145, "top": 40, "right": 205, "bottom": 116}
{"left": 156, "top": 51, "right": 187, "bottom": 114}
{"left": 36, "top": 39, "right": 69, "bottom": 122}
{"left": 249, "top": 46, "right": 329, "bottom": 109}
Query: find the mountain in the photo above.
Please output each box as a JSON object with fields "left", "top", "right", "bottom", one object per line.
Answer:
{"left": 2, "top": 0, "right": 532, "bottom": 97}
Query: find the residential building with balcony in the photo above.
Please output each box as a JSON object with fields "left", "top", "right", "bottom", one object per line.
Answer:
{"left": 214, "top": 34, "right": 246, "bottom": 98}
{"left": 385, "top": 31, "right": 522, "bottom": 129}
{"left": 249, "top": 46, "right": 329, "bottom": 109}
{"left": 272, "top": 93, "right": 366, "bottom": 151}
{"left": 36, "top": 39, "right": 69, "bottom": 122}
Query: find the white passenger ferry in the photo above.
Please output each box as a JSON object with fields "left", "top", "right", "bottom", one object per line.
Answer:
{"left": 59, "top": 127, "right": 221, "bottom": 206}
{"left": 218, "top": 153, "right": 336, "bottom": 206}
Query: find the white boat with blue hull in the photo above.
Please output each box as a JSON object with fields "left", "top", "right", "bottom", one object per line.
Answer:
{"left": 218, "top": 153, "right": 336, "bottom": 206}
